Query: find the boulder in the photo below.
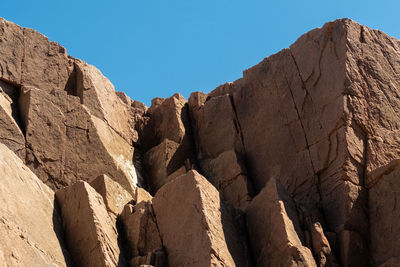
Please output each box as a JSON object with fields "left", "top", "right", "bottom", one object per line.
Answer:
{"left": 146, "top": 93, "right": 187, "bottom": 146}
{"left": 141, "top": 94, "right": 195, "bottom": 181}
{"left": 188, "top": 93, "right": 253, "bottom": 210}
{"left": 152, "top": 170, "right": 252, "bottom": 266}
{"left": 90, "top": 174, "right": 133, "bottom": 218}
{"left": 134, "top": 187, "right": 153, "bottom": 204}
{"left": 56, "top": 181, "right": 126, "bottom": 267}
{"left": 189, "top": 93, "right": 244, "bottom": 159}
{"left": 73, "top": 60, "right": 140, "bottom": 144}
{"left": 0, "top": 143, "right": 70, "bottom": 266}
{"left": 120, "top": 201, "right": 165, "bottom": 267}
{"left": 246, "top": 177, "right": 316, "bottom": 267}
{"left": 144, "top": 138, "right": 188, "bottom": 193}
{"left": 19, "top": 86, "right": 139, "bottom": 193}
{"left": 0, "top": 18, "right": 74, "bottom": 91}
{"left": 201, "top": 150, "right": 252, "bottom": 210}
{"left": 369, "top": 161, "right": 400, "bottom": 266}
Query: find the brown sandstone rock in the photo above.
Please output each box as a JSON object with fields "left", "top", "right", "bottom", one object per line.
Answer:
{"left": 310, "top": 222, "right": 338, "bottom": 267}
{"left": 0, "top": 143, "right": 70, "bottom": 266}
{"left": 144, "top": 93, "right": 188, "bottom": 148}
{"left": 200, "top": 150, "right": 252, "bottom": 210}
{"left": 141, "top": 93, "right": 195, "bottom": 191}
{"left": 0, "top": 18, "right": 74, "bottom": 91}
{"left": 152, "top": 170, "right": 252, "bottom": 267}
{"left": 246, "top": 177, "right": 316, "bottom": 267}
{"left": 19, "top": 86, "right": 139, "bottom": 192}
{"left": 56, "top": 181, "right": 126, "bottom": 267}
{"left": 0, "top": 80, "right": 25, "bottom": 159}
{"left": 369, "top": 161, "right": 400, "bottom": 266}
{"left": 197, "top": 18, "right": 400, "bottom": 265}
{"left": 120, "top": 201, "right": 165, "bottom": 267}
{"left": 188, "top": 93, "right": 253, "bottom": 210}
{"left": 144, "top": 138, "right": 188, "bottom": 193}
{"left": 134, "top": 187, "right": 153, "bottom": 204}
{"left": 90, "top": 174, "right": 133, "bottom": 217}
{"left": 73, "top": 60, "right": 140, "bottom": 144}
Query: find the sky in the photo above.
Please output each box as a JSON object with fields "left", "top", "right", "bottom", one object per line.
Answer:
{"left": 2, "top": 1, "right": 399, "bottom": 106}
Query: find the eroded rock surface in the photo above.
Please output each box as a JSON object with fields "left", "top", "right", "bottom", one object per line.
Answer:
{"left": 246, "top": 177, "right": 316, "bottom": 267}
{"left": 0, "top": 17, "right": 400, "bottom": 267}
{"left": 120, "top": 201, "right": 166, "bottom": 267}
{"left": 90, "top": 174, "right": 133, "bottom": 218}
{"left": 0, "top": 80, "right": 25, "bottom": 159}
{"left": 369, "top": 161, "right": 400, "bottom": 267}
{"left": 152, "top": 170, "right": 252, "bottom": 267}
{"left": 19, "top": 86, "right": 139, "bottom": 193}
{"left": 0, "top": 143, "right": 70, "bottom": 266}
{"left": 142, "top": 93, "right": 195, "bottom": 193}
{"left": 56, "top": 181, "right": 126, "bottom": 267}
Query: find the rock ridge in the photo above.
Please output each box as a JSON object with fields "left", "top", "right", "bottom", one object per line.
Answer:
{"left": 0, "top": 17, "right": 400, "bottom": 266}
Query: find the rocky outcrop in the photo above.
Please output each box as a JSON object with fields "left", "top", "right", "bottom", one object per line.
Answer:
{"left": 0, "top": 80, "right": 25, "bottom": 159}
{"left": 0, "top": 143, "right": 70, "bottom": 266}
{"left": 152, "top": 170, "right": 252, "bottom": 266}
{"left": 1, "top": 17, "right": 400, "bottom": 267}
{"left": 56, "top": 181, "right": 126, "bottom": 267}
{"left": 246, "top": 177, "right": 316, "bottom": 266}
{"left": 90, "top": 174, "right": 133, "bottom": 218}
{"left": 369, "top": 161, "right": 400, "bottom": 267}
{"left": 188, "top": 92, "right": 253, "bottom": 210}
{"left": 19, "top": 86, "right": 139, "bottom": 193}
{"left": 190, "top": 18, "right": 400, "bottom": 266}
{"left": 120, "top": 201, "right": 166, "bottom": 267}
{"left": 142, "top": 93, "right": 195, "bottom": 193}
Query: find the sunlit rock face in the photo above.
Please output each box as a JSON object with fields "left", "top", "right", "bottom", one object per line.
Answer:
{"left": 1, "top": 17, "right": 400, "bottom": 266}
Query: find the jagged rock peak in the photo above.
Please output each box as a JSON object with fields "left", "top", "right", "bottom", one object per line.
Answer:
{"left": 1, "top": 17, "right": 400, "bottom": 267}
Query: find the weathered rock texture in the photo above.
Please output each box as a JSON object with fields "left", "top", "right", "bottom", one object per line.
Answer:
{"left": 120, "top": 201, "right": 166, "bottom": 267}
{"left": 56, "top": 181, "right": 126, "bottom": 267}
{"left": 246, "top": 177, "right": 316, "bottom": 266}
{"left": 369, "top": 161, "right": 400, "bottom": 267}
{"left": 90, "top": 174, "right": 133, "bottom": 218}
{"left": 0, "top": 143, "right": 70, "bottom": 266}
{"left": 152, "top": 170, "right": 252, "bottom": 267}
{"left": 1, "top": 17, "right": 400, "bottom": 267}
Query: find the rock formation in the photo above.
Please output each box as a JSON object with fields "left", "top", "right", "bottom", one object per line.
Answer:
{"left": 1, "top": 17, "right": 400, "bottom": 266}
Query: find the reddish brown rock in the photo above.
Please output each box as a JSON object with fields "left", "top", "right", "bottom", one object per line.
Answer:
{"left": 144, "top": 93, "right": 188, "bottom": 148}
{"left": 144, "top": 138, "right": 189, "bottom": 193}
{"left": 141, "top": 94, "right": 195, "bottom": 191}
{"left": 369, "top": 161, "right": 400, "bottom": 266}
{"left": 0, "top": 80, "right": 25, "bottom": 159}
{"left": 120, "top": 201, "right": 165, "bottom": 267}
{"left": 200, "top": 150, "right": 252, "bottom": 210}
{"left": 19, "top": 86, "right": 139, "bottom": 192}
{"left": 0, "top": 143, "right": 70, "bottom": 266}
{"left": 309, "top": 222, "right": 338, "bottom": 267}
{"left": 0, "top": 16, "right": 400, "bottom": 267}
{"left": 134, "top": 187, "right": 153, "bottom": 204}
{"left": 90, "top": 174, "right": 133, "bottom": 218}
{"left": 73, "top": 60, "right": 140, "bottom": 144}
{"left": 0, "top": 18, "right": 73, "bottom": 91}
{"left": 188, "top": 93, "right": 253, "bottom": 210}
{"left": 56, "top": 181, "right": 126, "bottom": 267}
{"left": 152, "top": 170, "right": 252, "bottom": 267}
{"left": 193, "top": 18, "right": 400, "bottom": 265}
{"left": 246, "top": 177, "right": 316, "bottom": 267}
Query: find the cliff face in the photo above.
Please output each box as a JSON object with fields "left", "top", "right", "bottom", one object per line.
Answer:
{"left": 0, "top": 17, "right": 399, "bottom": 267}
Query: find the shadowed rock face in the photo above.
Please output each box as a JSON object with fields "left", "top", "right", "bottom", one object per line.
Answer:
{"left": 0, "top": 17, "right": 400, "bottom": 266}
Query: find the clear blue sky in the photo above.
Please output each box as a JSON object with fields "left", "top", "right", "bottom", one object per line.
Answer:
{"left": 2, "top": 1, "right": 399, "bottom": 106}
